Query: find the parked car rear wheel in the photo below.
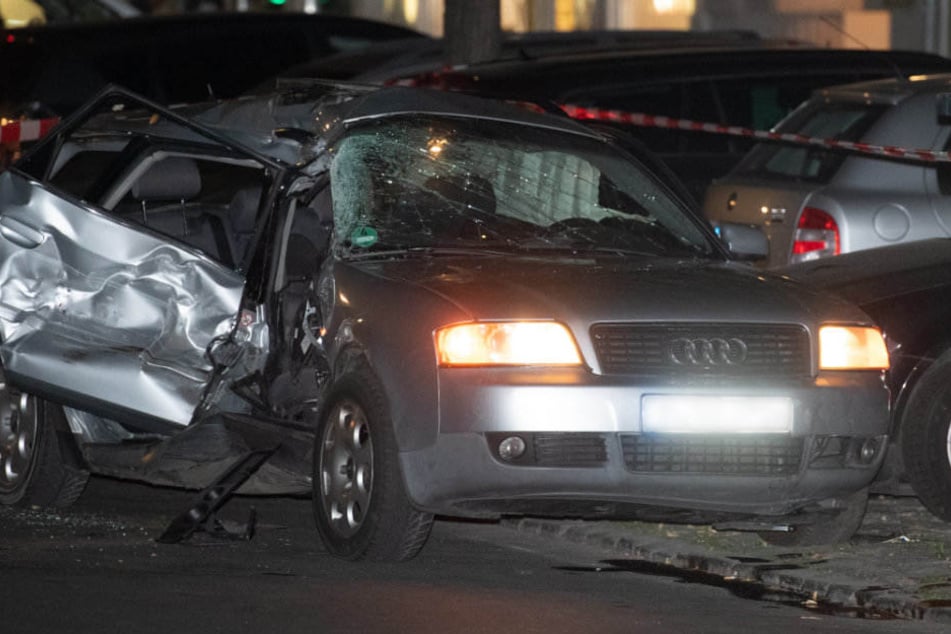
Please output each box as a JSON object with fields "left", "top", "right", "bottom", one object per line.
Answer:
{"left": 901, "top": 357, "right": 951, "bottom": 521}
{"left": 0, "top": 368, "right": 89, "bottom": 508}
{"left": 312, "top": 367, "right": 433, "bottom": 561}
{"left": 758, "top": 488, "right": 868, "bottom": 547}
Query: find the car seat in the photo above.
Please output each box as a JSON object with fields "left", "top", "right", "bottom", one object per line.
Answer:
{"left": 130, "top": 157, "right": 234, "bottom": 267}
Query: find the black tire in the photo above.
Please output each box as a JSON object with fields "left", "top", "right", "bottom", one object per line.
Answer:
{"left": 312, "top": 367, "right": 433, "bottom": 561}
{"left": 901, "top": 358, "right": 951, "bottom": 521}
{"left": 0, "top": 370, "right": 89, "bottom": 509}
{"left": 758, "top": 488, "right": 868, "bottom": 547}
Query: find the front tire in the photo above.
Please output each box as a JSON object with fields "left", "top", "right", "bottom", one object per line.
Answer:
{"left": 901, "top": 357, "right": 951, "bottom": 521}
{"left": 312, "top": 368, "right": 433, "bottom": 561}
{"left": 0, "top": 371, "right": 89, "bottom": 508}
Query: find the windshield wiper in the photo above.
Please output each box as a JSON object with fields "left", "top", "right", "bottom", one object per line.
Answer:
{"left": 513, "top": 242, "right": 659, "bottom": 257}
{"left": 343, "top": 245, "right": 516, "bottom": 260}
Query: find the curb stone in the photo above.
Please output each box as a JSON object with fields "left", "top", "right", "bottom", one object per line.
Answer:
{"left": 503, "top": 495, "right": 951, "bottom": 623}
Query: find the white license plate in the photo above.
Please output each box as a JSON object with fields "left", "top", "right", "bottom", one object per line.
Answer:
{"left": 641, "top": 395, "right": 793, "bottom": 434}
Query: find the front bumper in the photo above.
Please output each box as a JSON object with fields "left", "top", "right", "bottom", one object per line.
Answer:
{"left": 399, "top": 368, "right": 888, "bottom": 518}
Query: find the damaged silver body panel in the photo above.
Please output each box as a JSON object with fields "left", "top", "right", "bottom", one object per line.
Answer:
{"left": 0, "top": 169, "right": 243, "bottom": 428}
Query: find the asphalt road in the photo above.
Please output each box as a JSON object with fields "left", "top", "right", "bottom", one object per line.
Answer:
{"left": 0, "top": 476, "right": 947, "bottom": 634}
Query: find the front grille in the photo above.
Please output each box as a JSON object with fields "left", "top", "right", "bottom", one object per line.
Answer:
{"left": 621, "top": 434, "right": 803, "bottom": 475}
{"left": 590, "top": 323, "right": 811, "bottom": 378}
{"left": 533, "top": 433, "right": 607, "bottom": 467}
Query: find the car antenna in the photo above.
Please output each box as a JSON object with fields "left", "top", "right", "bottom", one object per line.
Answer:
{"left": 819, "top": 16, "right": 907, "bottom": 83}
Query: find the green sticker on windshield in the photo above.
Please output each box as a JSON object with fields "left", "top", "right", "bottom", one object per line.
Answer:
{"left": 350, "top": 226, "right": 379, "bottom": 248}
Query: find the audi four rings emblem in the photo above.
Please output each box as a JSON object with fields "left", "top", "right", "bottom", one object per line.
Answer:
{"left": 668, "top": 337, "right": 749, "bottom": 366}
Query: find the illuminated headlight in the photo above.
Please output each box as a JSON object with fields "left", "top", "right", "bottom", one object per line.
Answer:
{"left": 819, "top": 325, "right": 889, "bottom": 370}
{"left": 434, "top": 321, "right": 582, "bottom": 366}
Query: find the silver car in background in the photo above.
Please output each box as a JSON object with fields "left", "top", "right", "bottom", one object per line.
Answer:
{"left": 705, "top": 74, "right": 951, "bottom": 268}
{"left": 0, "top": 84, "right": 889, "bottom": 561}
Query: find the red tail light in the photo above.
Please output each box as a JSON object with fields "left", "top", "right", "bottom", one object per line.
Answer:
{"left": 791, "top": 207, "right": 840, "bottom": 263}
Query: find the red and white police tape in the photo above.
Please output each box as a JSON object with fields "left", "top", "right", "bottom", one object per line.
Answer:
{"left": 0, "top": 117, "right": 60, "bottom": 146}
{"left": 558, "top": 104, "right": 951, "bottom": 164}
{"left": 3, "top": 107, "right": 950, "bottom": 165}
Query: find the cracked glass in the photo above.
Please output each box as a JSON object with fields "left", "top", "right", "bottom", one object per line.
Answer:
{"left": 330, "top": 115, "right": 716, "bottom": 260}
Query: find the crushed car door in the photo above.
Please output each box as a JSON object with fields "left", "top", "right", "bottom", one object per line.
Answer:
{"left": 0, "top": 90, "right": 277, "bottom": 431}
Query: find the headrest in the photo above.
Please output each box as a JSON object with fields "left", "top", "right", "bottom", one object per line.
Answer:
{"left": 228, "top": 187, "right": 263, "bottom": 225}
{"left": 132, "top": 157, "right": 202, "bottom": 202}
{"left": 230, "top": 186, "right": 262, "bottom": 210}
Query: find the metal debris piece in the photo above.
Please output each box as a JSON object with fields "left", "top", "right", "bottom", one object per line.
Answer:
{"left": 156, "top": 447, "right": 277, "bottom": 544}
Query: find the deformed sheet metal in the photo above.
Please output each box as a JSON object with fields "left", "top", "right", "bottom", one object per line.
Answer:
{"left": 0, "top": 171, "right": 244, "bottom": 428}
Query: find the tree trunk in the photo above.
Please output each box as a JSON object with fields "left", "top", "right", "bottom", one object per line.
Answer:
{"left": 444, "top": 0, "right": 502, "bottom": 66}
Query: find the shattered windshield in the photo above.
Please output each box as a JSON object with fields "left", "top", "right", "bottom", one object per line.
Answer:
{"left": 329, "top": 115, "right": 716, "bottom": 259}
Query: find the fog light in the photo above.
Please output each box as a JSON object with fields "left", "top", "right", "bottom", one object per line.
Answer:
{"left": 858, "top": 436, "right": 884, "bottom": 465}
{"left": 498, "top": 436, "right": 527, "bottom": 461}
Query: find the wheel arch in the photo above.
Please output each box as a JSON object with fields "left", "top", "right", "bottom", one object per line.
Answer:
{"left": 891, "top": 340, "right": 951, "bottom": 442}
{"left": 312, "top": 350, "right": 434, "bottom": 560}
{"left": 328, "top": 332, "right": 440, "bottom": 454}
{"left": 896, "top": 342, "right": 951, "bottom": 521}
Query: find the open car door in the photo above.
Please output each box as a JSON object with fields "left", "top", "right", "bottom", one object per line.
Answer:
{"left": 0, "top": 90, "right": 278, "bottom": 432}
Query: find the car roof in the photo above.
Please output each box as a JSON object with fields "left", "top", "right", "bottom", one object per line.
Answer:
{"left": 817, "top": 73, "right": 951, "bottom": 102}
{"left": 87, "top": 84, "right": 604, "bottom": 167}
{"left": 451, "top": 44, "right": 948, "bottom": 72}
{"left": 408, "top": 46, "right": 951, "bottom": 95}
{"left": 273, "top": 28, "right": 780, "bottom": 85}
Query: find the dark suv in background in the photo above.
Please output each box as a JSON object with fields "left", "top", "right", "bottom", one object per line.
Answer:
{"left": 273, "top": 28, "right": 769, "bottom": 85}
{"left": 0, "top": 12, "right": 426, "bottom": 120}
{"left": 358, "top": 46, "right": 951, "bottom": 201}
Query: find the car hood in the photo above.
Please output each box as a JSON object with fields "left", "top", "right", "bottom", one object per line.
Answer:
{"left": 778, "top": 238, "right": 951, "bottom": 307}
{"left": 342, "top": 252, "right": 860, "bottom": 326}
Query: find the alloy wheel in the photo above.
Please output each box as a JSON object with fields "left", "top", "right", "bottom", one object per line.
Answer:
{"left": 317, "top": 398, "right": 374, "bottom": 538}
{"left": 946, "top": 416, "right": 951, "bottom": 472}
{"left": 0, "top": 379, "right": 37, "bottom": 494}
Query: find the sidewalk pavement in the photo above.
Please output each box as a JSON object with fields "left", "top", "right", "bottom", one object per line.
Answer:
{"left": 505, "top": 494, "right": 951, "bottom": 623}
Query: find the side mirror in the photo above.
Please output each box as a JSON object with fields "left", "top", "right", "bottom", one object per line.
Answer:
{"left": 716, "top": 222, "right": 768, "bottom": 261}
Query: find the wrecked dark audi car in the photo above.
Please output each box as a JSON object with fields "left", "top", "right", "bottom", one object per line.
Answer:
{"left": 0, "top": 84, "right": 890, "bottom": 560}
